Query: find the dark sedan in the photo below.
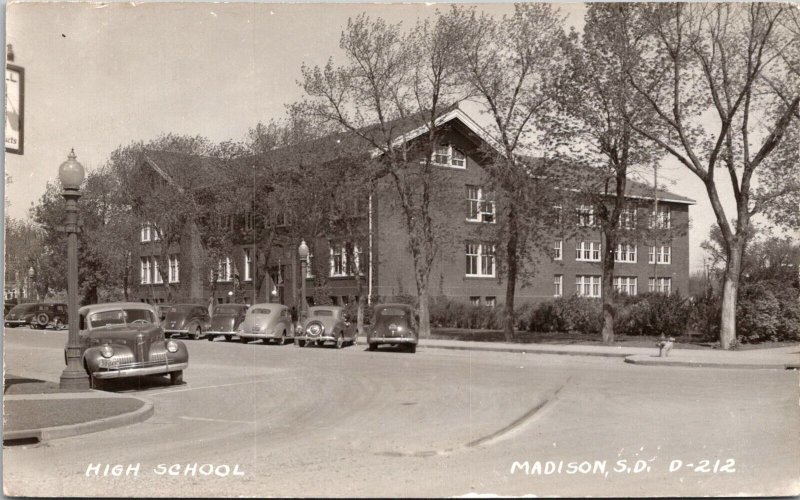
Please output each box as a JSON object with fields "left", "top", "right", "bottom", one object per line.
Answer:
{"left": 163, "top": 304, "right": 211, "bottom": 340}
{"left": 5, "top": 302, "right": 68, "bottom": 329}
{"left": 367, "top": 303, "right": 419, "bottom": 353}
{"left": 207, "top": 304, "right": 249, "bottom": 341}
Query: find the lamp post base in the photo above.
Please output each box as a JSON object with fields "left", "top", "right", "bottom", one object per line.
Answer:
{"left": 59, "top": 367, "right": 91, "bottom": 391}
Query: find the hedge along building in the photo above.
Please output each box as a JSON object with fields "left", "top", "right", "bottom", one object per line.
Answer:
{"left": 132, "top": 104, "right": 693, "bottom": 308}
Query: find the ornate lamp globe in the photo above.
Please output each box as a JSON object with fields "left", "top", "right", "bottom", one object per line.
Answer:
{"left": 298, "top": 240, "right": 309, "bottom": 261}
{"left": 58, "top": 149, "right": 85, "bottom": 190}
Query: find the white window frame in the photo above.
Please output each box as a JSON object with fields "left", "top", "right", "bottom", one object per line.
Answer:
{"left": 576, "top": 275, "right": 602, "bottom": 298}
{"left": 577, "top": 205, "right": 595, "bottom": 227}
{"left": 153, "top": 258, "right": 163, "bottom": 284}
{"left": 613, "top": 276, "right": 638, "bottom": 295}
{"left": 485, "top": 296, "right": 497, "bottom": 308}
{"left": 649, "top": 245, "right": 671, "bottom": 264}
{"left": 140, "top": 257, "right": 151, "bottom": 284}
{"left": 470, "top": 296, "right": 481, "bottom": 306}
{"left": 615, "top": 244, "right": 637, "bottom": 263}
{"left": 140, "top": 223, "right": 151, "bottom": 243}
{"left": 243, "top": 248, "right": 253, "bottom": 282}
{"left": 244, "top": 210, "right": 254, "bottom": 231}
{"left": 619, "top": 208, "right": 637, "bottom": 229}
{"left": 330, "top": 245, "right": 346, "bottom": 277}
{"left": 648, "top": 277, "right": 672, "bottom": 294}
{"left": 576, "top": 241, "right": 601, "bottom": 262}
{"left": 553, "top": 240, "right": 563, "bottom": 261}
{"left": 651, "top": 206, "right": 671, "bottom": 229}
{"left": 432, "top": 144, "right": 467, "bottom": 169}
{"left": 465, "top": 185, "right": 495, "bottom": 223}
{"left": 554, "top": 275, "right": 563, "bottom": 297}
{"left": 168, "top": 255, "right": 180, "bottom": 283}
{"left": 465, "top": 243, "right": 495, "bottom": 278}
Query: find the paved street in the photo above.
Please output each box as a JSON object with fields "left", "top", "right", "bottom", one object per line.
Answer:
{"left": 4, "top": 327, "right": 799, "bottom": 497}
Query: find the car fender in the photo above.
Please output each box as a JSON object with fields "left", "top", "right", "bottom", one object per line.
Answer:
{"left": 165, "top": 339, "right": 189, "bottom": 363}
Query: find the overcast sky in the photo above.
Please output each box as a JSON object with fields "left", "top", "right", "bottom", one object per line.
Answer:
{"left": 4, "top": 2, "right": 759, "bottom": 272}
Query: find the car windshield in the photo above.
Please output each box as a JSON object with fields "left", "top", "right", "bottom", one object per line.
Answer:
{"left": 251, "top": 308, "right": 271, "bottom": 315}
{"left": 88, "top": 309, "right": 154, "bottom": 328}
{"left": 378, "top": 308, "right": 409, "bottom": 317}
{"left": 311, "top": 310, "right": 334, "bottom": 317}
{"left": 215, "top": 305, "right": 242, "bottom": 315}
{"left": 9, "top": 304, "right": 36, "bottom": 314}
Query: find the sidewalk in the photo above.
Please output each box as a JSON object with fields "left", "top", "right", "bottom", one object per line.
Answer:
{"left": 357, "top": 336, "right": 800, "bottom": 370}
{"left": 3, "top": 375, "right": 153, "bottom": 445}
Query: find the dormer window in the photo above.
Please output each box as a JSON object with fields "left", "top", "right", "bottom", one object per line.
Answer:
{"left": 432, "top": 144, "right": 467, "bottom": 169}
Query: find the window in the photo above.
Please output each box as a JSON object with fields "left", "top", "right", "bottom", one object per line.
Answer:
{"left": 576, "top": 275, "right": 602, "bottom": 297}
{"left": 576, "top": 241, "right": 601, "bottom": 262}
{"left": 244, "top": 211, "right": 254, "bottom": 231}
{"left": 140, "top": 223, "right": 151, "bottom": 243}
{"left": 649, "top": 245, "right": 671, "bottom": 264}
{"left": 553, "top": 240, "right": 563, "bottom": 260}
{"left": 554, "top": 275, "right": 563, "bottom": 297}
{"left": 485, "top": 296, "right": 496, "bottom": 308}
{"left": 330, "top": 246, "right": 344, "bottom": 277}
{"left": 432, "top": 144, "right": 467, "bottom": 169}
{"left": 648, "top": 277, "right": 672, "bottom": 294}
{"left": 153, "top": 258, "right": 163, "bottom": 284}
{"left": 168, "top": 255, "right": 180, "bottom": 283}
{"left": 576, "top": 205, "right": 595, "bottom": 227}
{"left": 217, "top": 257, "right": 233, "bottom": 282}
{"left": 140, "top": 257, "right": 151, "bottom": 284}
{"left": 651, "top": 206, "right": 671, "bottom": 229}
{"left": 465, "top": 185, "right": 495, "bottom": 223}
{"left": 470, "top": 296, "right": 481, "bottom": 306}
{"left": 465, "top": 243, "right": 495, "bottom": 277}
{"left": 615, "top": 244, "right": 637, "bottom": 263}
{"left": 619, "top": 208, "right": 637, "bottom": 229}
{"left": 244, "top": 248, "right": 253, "bottom": 282}
{"left": 613, "top": 276, "right": 638, "bottom": 295}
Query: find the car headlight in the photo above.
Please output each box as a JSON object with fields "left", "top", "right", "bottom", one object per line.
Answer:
{"left": 100, "top": 344, "right": 114, "bottom": 358}
{"left": 166, "top": 340, "right": 179, "bottom": 353}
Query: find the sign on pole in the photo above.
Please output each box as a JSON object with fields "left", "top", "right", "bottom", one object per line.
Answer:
{"left": 6, "top": 63, "right": 24, "bottom": 155}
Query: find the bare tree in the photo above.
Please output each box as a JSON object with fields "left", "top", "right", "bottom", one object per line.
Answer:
{"left": 449, "top": 4, "right": 567, "bottom": 341}
{"left": 299, "top": 13, "right": 465, "bottom": 337}
{"left": 626, "top": 3, "right": 800, "bottom": 348}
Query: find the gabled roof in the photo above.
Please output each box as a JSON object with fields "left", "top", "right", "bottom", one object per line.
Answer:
{"left": 140, "top": 150, "right": 228, "bottom": 192}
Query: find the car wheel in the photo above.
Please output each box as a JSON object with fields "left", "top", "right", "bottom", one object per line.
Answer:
{"left": 225, "top": 335, "right": 233, "bottom": 342}
{"left": 240, "top": 336, "right": 250, "bottom": 344}
{"left": 335, "top": 333, "right": 344, "bottom": 349}
{"left": 281, "top": 331, "right": 289, "bottom": 345}
{"left": 207, "top": 335, "right": 214, "bottom": 341}
{"left": 36, "top": 313, "right": 50, "bottom": 329}
{"left": 406, "top": 344, "right": 417, "bottom": 354}
{"left": 296, "top": 339, "right": 306, "bottom": 348}
{"left": 368, "top": 343, "right": 377, "bottom": 351}
{"left": 170, "top": 371, "right": 183, "bottom": 385}
{"left": 191, "top": 326, "right": 201, "bottom": 340}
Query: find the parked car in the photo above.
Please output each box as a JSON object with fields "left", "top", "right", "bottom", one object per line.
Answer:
{"left": 367, "top": 303, "right": 418, "bottom": 353}
{"left": 5, "top": 302, "right": 68, "bottom": 329}
{"left": 237, "top": 303, "right": 294, "bottom": 344}
{"left": 207, "top": 304, "right": 249, "bottom": 342}
{"left": 155, "top": 303, "right": 173, "bottom": 322}
{"left": 163, "top": 304, "right": 211, "bottom": 340}
{"left": 73, "top": 302, "right": 188, "bottom": 385}
{"left": 295, "top": 305, "right": 357, "bottom": 349}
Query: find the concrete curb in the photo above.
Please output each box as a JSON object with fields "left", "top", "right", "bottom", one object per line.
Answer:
{"left": 3, "top": 396, "right": 154, "bottom": 444}
{"left": 420, "top": 343, "right": 633, "bottom": 358}
{"left": 624, "top": 355, "right": 798, "bottom": 370}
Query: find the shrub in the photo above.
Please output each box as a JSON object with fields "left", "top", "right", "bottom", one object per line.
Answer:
{"left": 615, "top": 292, "right": 689, "bottom": 337}
{"left": 736, "top": 280, "right": 800, "bottom": 342}
{"left": 528, "top": 296, "right": 603, "bottom": 334}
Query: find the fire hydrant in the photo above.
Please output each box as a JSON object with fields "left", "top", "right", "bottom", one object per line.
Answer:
{"left": 656, "top": 336, "right": 675, "bottom": 357}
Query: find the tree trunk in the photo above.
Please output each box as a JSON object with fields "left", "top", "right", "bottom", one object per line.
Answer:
{"left": 503, "top": 206, "right": 519, "bottom": 342}
{"left": 601, "top": 228, "right": 616, "bottom": 345}
{"left": 418, "top": 285, "right": 431, "bottom": 339}
{"left": 719, "top": 241, "right": 743, "bottom": 349}
{"left": 356, "top": 293, "right": 365, "bottom": 336}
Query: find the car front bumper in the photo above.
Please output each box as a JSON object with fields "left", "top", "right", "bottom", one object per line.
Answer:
{"left": 368, "top": 336, "right": 417, "bottom": 344}
{"left": 92, "top": 361, "right": 188, "bottom": 379}
{"left": 4, "top": 320, "right": 29, "bottom": 327}
{"left": 207, "top": 330, "right": 236, "bottom": 336}
{"left": 238, "top": 330, "right": 281, "bottom": 340}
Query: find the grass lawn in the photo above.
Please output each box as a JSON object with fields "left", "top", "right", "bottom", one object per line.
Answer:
{"left": 428, "top": 328, "right": 799, "bottom": 350}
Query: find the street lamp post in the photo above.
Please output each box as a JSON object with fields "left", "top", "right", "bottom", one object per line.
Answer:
{"left": 298, "top": 240, "right": 309, "bottom": 320}
{"left": 58, "top": 149, "right": 90, "bottom": 391}
{"left": 27, "top": 267, "right": 34, "bottom": 299}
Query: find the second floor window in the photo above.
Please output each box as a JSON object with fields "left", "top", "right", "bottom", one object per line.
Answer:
{"left": 465, "top": 243, "right": 495, "bottom": 277}
{"left": 554, "top": 275, "right": 563, "bottom": 297}
{"left": 553, "top": 240, "right": 563, "bottom": 260}
{"left": 432, "top": 144, "right": 467, "bottom": 169}
{"left": 651, "top": 206, "right": 671, "bottom": 229}
{"left": 466, "top": 186, "right": 495, "bottom": 223}
{"left": 141, "top": 223, "right": 152, "bottom": 243}
{"left": 615, "top": 244, "right": 637, "bottom": 263}
{"left": 576, "top": 205, "right": 595, "bottom": 227}
{"left": 244, "top": 211, "right": 254, "bottom": 231}
{"left": 153, "top": 259, "right": 163, "bottom": 284}
{"left": 619, "top": 208, "right": 637, "bottom": 229}
{"left": 140, "top": 257, "right": 151, "bottom": 284}
{"left": 243, "top": 248, "right": 253, "bottom": 281}
{"left": 614, "top": 276, "right": 638, "bottom": 295}
{"left": 576, "top": 275, "right": 601, "bottom": 297}
{"left": 330, "top": 246, "right": 345, "bottom": 277}
{"left": 217, "top": 257, "right": 232, "bottom": 282}
{"left": 576, "top": 241, "right": 601, "bottom": 262}
{"left": 329, "top": 243, "right": 363, "bottom": 277}
{"left": 168, "top": 255, "right": 180, "bottom": 283}
{"left": 649, "top": 245, "right": 671, "bottom": 264}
